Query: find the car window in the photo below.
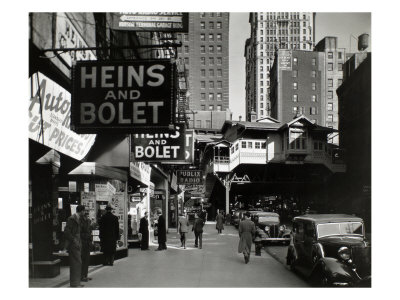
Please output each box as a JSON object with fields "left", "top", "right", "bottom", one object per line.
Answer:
{"left": 317, "top": 222, "right": 364, "bottom": 238}
{"left": 304, "top": 222, "right": 315, "bottom": 238}
{"left": 296, "top": 222, "right": 304, "bottom": 239}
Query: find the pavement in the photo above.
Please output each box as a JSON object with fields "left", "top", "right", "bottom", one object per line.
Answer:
{"left": 30, "top": 221, "right": 309, "bottom": 288}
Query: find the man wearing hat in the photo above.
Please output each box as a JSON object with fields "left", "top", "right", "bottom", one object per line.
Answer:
{"left": 99, "top": 205, "right": 120, "bottom": 266}
{"left": 64, "top": 205, "right": 86, "bottom": 287}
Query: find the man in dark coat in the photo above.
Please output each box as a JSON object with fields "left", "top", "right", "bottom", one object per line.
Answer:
{"left": 80, "top": 212, "right": 92, "bottom": 282}
{"left": 238, "top": 212, "right": 256, "bottom": 264}
{"left": 216, "top": 211, "right": 224, "bottom": 234}
{"left": 139, "top": 212, "right": 149, "bottom": 250}
{"left": 99, "top": 205, "right": 120, "bottom": 266}
{"left": 192, "top": 213, "right": 204, "bottom": 249}
{"left": 64, "top": 205, "right": 86, "bottom": 287}
{"left": 156, "top": 211, "right": 167, "bottom": 250}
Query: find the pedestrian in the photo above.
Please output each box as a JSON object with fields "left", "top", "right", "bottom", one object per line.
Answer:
{"left": 63, "top": 204, "right": 86, "bottom": 287}
{"left": 99, "top": 205, "right": 119, "bottom": 266}
{"left": 238, "top": 212, "right": 256, "bottom": 264}
{"left": 192, "top": 213, "right": 204, "bottom": 249}
{"left": 200, "top": 209, "right": 207, "bottom": 223}
{"left": 139, "top": 211, "right": 149, "bottom": 250}
{"left": 80, "top": 211, "right": 93, "bottom": 282}
{"left": 216, "top": 211, "right": 224, "bottom": 234}
{"left": 178, "top": 213, "right": 190, "bottom": 249}
{"left": 155, "top": 210, "right": 167, "bottom": 250}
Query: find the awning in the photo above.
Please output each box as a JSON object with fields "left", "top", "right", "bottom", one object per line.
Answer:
{"left": 68, "top": 162, "right": 127, "bottom": 182}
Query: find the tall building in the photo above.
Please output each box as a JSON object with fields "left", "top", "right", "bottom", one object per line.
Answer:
{"left": 245, "top": 12, "right": 315, "bottom": 121}
{"left": 176, "top": 13, "right": 230, "bottom": 113}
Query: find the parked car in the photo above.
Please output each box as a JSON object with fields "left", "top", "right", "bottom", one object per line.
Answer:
{"left": 231, "top": 210, "right": 245, "bottom": 228}
{"left": 286, "top": 214, "right": 371, "bottom": 287}
{"left": 252, "top": 212, "right": 291, "bottom": 245}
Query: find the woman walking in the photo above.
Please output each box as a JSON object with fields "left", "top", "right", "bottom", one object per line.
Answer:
{"left": 238, "top": 212, "right": 256, "bottom": 264}
{"left": 216, "top": 211, "right": 224, "bottom": 234}
{"left": 178, "top": 213, "right": 190, "bottom": 249}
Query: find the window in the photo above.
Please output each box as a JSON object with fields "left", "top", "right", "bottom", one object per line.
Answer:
{"left": 208, "top": 105, "right": 214, "bottom": 110}
{"left": 209, "top": 81, "right": 214, "bottom": 88}
{"left": 217, "top": 69, "right": 222, "bottom": 77}
{"left": 338, "top": 52, "right": 343, "bottom": 59}
{"left": 217, "top": 22, "right": 222, "bottom": 29}
{"left": 255, "top": 142, "right": 261, "bottom": 149}
{"left": 293, "top": 94, "right": 298, "bottom": 102}
{"left": 217, "top": 81, "right": 222, "bottom": 89}
{"left": 209, "top": 69, "right": 214, "bottom": 77}
{"left": 328, "top": 91, "right": 333, "bottom": 99}
{"left": 217, "top": 33, "right": 222, "bottom": 41}
{"left": 209, "top": 33, "right": 214, "bottom": 41}
{"left": 217, "top": 93, "right": 222, "bottom": 101}
{"left": 217, "top": 45, "right": 222, "bottom": 53}
{"left": 242, "top": 141, "right": 247, "bottom": 148}
{"left": 261, "top": 142, "right": 266, "bottom": 149}
{"left": 201, "top": 105, "right": 205, "bottom": 111}
{"left": 216, "top": 12, "right": 222, "bottom": 17}
{"left": 209, "top": 12, "right": 214, "bottom": 17}
{"left": 310, "top": 107, "right": 317, "bottom": 115}
{"left": 292, "top": 70, "right": 298, "bottom": 77}
{"left": 327, "top": 114, "right": 333, "bottom": 122}
{"left": 217, "top": 105, "right": 222, "bottom": 111}
{"left": 200, "top": 34, "right": 205, "bottom": 41}
{"left": 289, "top": 129, "right": 307, "bottom": 150}
{"left": 201, "top": 93, "right": 206, "bottom": 100}
{"left": 209, "top": 93, "right": 214, "bottom": 101}
{"left": 311, "top": 95, "right": 317, "bottom": 102}
{"left": 327, "top": 103, "right": 333, "bottom": 111}
{"left": 184, "top": 46, "right": 189, "bottom": 54}
{"left": 311, "top": 70, "right": 316, "bottom": 78}
{"left": 209, "top": 22, "right": 214, "bottom": 29}
{"left": 328, "top": 63, "right": 333, "bottom": 71}
{"left": 200, "top": 12, "right": 205, "bottom": 18}
{"left": 328, "top": 52, "right": 333, "bottom": 59}
{"left": 248, "top": 142, "right": 253, "bottom": 148}
{"left": 328, "top": 78, "right": 333, "bottom": 87}
{"left": 184, "top": 57, "right": 189, "bottom": 65}
{"left": 293, "top": 57, "right": 298, "bottom": 65}
{"left": 201, "top": 57, "right": 206, "bottom": 65}
{"left": 293, "top": 82, "right": 298, "bottom": 90}
{"left": 201, "top": 69, "right": 205, "bottom": 77}
{"left": 338, "top": 63, "right": 343, "bottom": 71}
{"left": 200, "top": 22, "right": 205, "bottom": 29}
{"left": 293, "top": 106, "right": 298, "bottom": 114}
{"left": 184, "top": 34, "right": 189, "bottom": 42}
{"left": 209, "top": 45, "right": 214, "bottom": 53}
{"left": 312, "top": 82, "right": 316, "bottom": 90}
{"left": 260, "top": 110, "right": 264, "bottom": 115}
{"left": 260, "top": 81, "right": 264, "bottom": 86}
{"left": 201, "top": 45, "right": 205, "bottom": 53}
{"left": 209, "top": 57, "right": 214, "bottom": 65}
{"left": 312, "top": 58, "right": 316, "bottom": 66}
{"left": 201, "top": 81, "right": 205, "bottom": 88}
{"left": 260, "top": 102, "right": 264, "bottom": 108}
{"left": 217, "top": 57, "right": 222, "bottom": 65}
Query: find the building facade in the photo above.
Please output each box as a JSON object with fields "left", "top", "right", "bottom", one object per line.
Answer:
{"left": 177, "top": 12, "right": 230, "bottom": 112}
{"left": 245, "top": 12, "right": 315, "bottom": 121}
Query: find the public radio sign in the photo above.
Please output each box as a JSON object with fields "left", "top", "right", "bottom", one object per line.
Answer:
{"left": 177, "top": 170, "right": 203, "bottom": 185}
{"left": 71, "top": 60, "right": 175, "bottom": 133}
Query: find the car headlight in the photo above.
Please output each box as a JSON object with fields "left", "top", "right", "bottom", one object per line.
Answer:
{"left": 338, "top": 246, "right": 351, "bottom": 261}
{"left": 264, "top": 226, "right": 270, "bottom": 232}
{"left": 279, "top": 225, "right": 285, "bottom": 231}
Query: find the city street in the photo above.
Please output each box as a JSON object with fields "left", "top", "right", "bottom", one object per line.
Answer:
{"left": 58, "top": 222, "right": 308, "bottom": 288}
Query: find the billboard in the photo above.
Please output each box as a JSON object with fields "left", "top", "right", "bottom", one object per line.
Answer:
{"left": 112, "top": 13, "right": 189, "bottom": 32}
{"left": 131, "top": 124, "right": 185, "bottom": 162}
{"left": 71, "top": 59, "right": 176, "bottom": 133}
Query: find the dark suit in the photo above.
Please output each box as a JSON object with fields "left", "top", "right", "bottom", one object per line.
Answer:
{"left": 64, "top": 214, "right": 82, "bottom": 287}
{"left": 192, "top": 217, "right": 204, "bottom": 248}
{"left": 99, "top": 211, "right": 119, "bottom": 265}
{"left": 139, "top": 216, "right": 149, "bottom": 250}
{"left": 156, "top": 215, "right": 167, "bottom": 250}
{"left": 80, "top": 215, "right": 92, "bottom": 279}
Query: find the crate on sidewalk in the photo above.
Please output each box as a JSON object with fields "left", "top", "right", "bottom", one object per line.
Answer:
{"left": 30, "top": 259, "right": 61, "bottom": 278}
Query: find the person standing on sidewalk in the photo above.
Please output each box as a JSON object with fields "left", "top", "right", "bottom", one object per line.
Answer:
{"left": 238, "top": 212, "right": 256, "bottom": 264}
{"left": 178, "top": 213, "right": 190, "bottom": 249}
{"left": 80, "top": 211, "right": 93, "bottom": 282}
{"left": 192, "top": 213, "right": 204, "bottom": 249}
{"left": 99, "top": 205, "right": 119, "bottom": 266}
{"left": 216, "top": 211, "right": 224, "bottom": 234}
{"left": 139, "top": 212, "right": 149, "bottom": 250}
{"left": 156, "top": 210, "right": 167, "bottom": 250}
{"left": 64, "top": 205, "right": 86, "bottom": 287}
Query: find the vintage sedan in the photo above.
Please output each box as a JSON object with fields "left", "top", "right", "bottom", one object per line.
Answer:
{"left": 286, "top": 214, "right": 371, "bottom": 287}
{"left": 253, "top": 212, "right": 291, "bottom": 245}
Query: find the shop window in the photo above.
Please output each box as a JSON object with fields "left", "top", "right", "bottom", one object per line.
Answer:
{"left": 242, "top": 141, "right": 247, "bottom": 148}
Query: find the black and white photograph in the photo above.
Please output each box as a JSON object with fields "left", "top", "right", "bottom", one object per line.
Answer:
{"left": 3, "top": 0, "right": 398, "bottom": 296}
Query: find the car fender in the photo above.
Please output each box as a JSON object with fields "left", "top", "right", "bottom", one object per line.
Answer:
{"left": 311, "top": 257, "right": 358, "bottom": 284}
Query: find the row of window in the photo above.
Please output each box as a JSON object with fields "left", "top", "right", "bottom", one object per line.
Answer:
{"left": 293, "top": 56, "right": 344, "bottom": 70}
{"left": 260, "top": 13, "right": 308, "bottom": 21}
{"left": 260, "top": 20, "right": 309, "bottom": 28}
{"left": 200, "top": 21, "right": 223, "bottom": 30}
{"left": 200, "top": 93, "right": 223, "bottom": 101}
{"left": 200, "top": 33, "right": 223, "bottom": 41}
{"left": 230, "top": 141, "right": 267, "bottom": 154}
{"left": 200, "top": 45, "right": 223, "bottom": 53}
{"left": 293, "top": 82, "right": 317, "bottom": 90}
{"left": 200, "top": 104, "right": 222, "bottom": 111}
{"left": 200, "top": 69, "right": 223, "bottom": 77}
{"left": 200, "top": 12, "right": 223, "bottom": 18}
{"left": 292, "top": 106, "right": 335, "bottom": 121}
{"left": 200, "top": 81, "right": 223, "bottom": 89}
{"left": 292, "top": 94, "right": 318, "bottom": 102}
{"left": 200, "top": 57, "right": 223, "bottom": 65}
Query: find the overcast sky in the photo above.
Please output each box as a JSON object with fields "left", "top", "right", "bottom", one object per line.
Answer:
{"left": 229, "top": 12, "right": 371, "bottom": 120}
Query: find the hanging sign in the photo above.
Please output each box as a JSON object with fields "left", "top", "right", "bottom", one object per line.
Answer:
{"left": 71, "top": 59, "right": 175, "bottom": 133}
{"left": 129, "top": 162, "right": 152, "bottom": 186}
{"left": 177, "top": 170, "right": 203, "bottom": 185}
{"left": 111, "top": 13, "right": 188, "bottom": 32}
{"left": 131, "top": 124, "right": 185, "bottom": 162}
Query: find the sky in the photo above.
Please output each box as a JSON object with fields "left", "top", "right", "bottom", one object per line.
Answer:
{"left": 229, "top": 12, "right": 371, "bottom": 120}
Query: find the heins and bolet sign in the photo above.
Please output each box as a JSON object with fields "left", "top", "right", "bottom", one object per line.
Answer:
{"left": 71, "top": 60, "right": 175, "bottom": 133}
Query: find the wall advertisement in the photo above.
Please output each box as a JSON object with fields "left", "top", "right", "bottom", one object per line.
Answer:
{"left": 130, "top": 162, "right": 152, "bottom": 186}
{"left": 29, "top": 72, "right": 96, "bottom": 161}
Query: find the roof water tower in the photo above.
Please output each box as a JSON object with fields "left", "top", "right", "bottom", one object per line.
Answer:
{"left": 358, "top": 33, "right": 369, "bottom": 51}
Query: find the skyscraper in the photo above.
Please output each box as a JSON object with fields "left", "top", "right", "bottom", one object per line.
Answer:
{"left": 177, "top": 13, "right": 230, "bottom": 113}
{"left": 245, "top": 12, "right": 315, "bottom": 121}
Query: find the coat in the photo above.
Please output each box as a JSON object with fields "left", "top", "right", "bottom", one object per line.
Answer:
{"left": 156, "top": 215, "right": 167, "bottom": 244}
{"left": 99, "top": 211, "right": 120, "bottom": 254}
{"left": 139, "top": 217, "right": 149, "bottom": 249}
{"left": 216, "top": 214, "right": 224, "bottom": 230}
{"left": 238, "top": 219, "right": 256, "bottom": 254}
{"left": 64, "top": 214, "right": 81, "bottom": 251}
{"left": 192, "top": 217, "right": 204, "bottom": 233}
{"left": 80, "top": 215, "right": 92, "bottom": 248}
{"left": 178, "top": 216, "right": 190, "bottom": 233}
